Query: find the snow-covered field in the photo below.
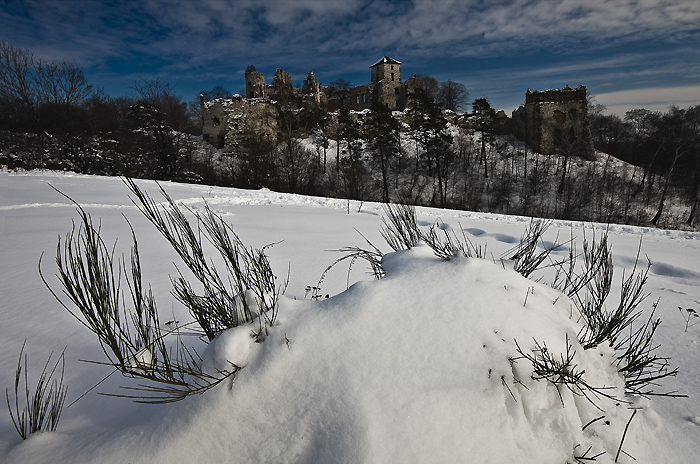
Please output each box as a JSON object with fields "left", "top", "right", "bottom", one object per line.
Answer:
{"left": 2, "top": 170, "right": 700, "bottom": 463}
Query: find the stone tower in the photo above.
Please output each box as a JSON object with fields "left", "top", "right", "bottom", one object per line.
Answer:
{"left": 512, "top": 85, "right": 595, "bottom": 160}
{"left": 302, "top": 71, "right": 321, "bottom": 105}
{"left": 272, "top": 67, "right": 294, "bottom": 105}
{"left": 370, "top": 56, "right": 401, "bottom": 109}
{"left": 245, "top": 67, "right": 266, "bottom": 99}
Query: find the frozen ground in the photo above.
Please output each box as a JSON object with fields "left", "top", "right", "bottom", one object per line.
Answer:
{"left": 1, "top": 170, "right": 700, "bottom": 463}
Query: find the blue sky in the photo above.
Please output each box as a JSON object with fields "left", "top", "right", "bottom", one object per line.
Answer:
{"left": 2, "top": 0, "right": 699, "bottom": 116}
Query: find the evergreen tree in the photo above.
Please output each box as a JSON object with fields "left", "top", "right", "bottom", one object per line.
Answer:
{"left": 337, "top": 107, "right": 366, "bottom": 199}
{"left": 367, "top": 102, "right": 400, "bottom": 202}
{"left": 410, "top": 88, "right": 454, "bottom": 206}
{"left": 472, "top": 98, "right": 496, "bottom": 179}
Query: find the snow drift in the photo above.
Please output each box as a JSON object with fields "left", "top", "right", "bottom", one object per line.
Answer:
{"left": 2, "top": 171, "right": 700, "bottom": 463}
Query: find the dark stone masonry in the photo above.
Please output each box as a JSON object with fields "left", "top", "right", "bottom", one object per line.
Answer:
{"left": 512, "top": 85, "right": 595, "bottom": 159}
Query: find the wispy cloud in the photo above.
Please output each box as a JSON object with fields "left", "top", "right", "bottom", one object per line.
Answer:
{"left": 596, "top": 85, "right": 700, "bottom": 116}
{"left": 1, "top": 0, "right": 698, "bottom": 109}
{"left": 6, "top": 0, "right": 698, "bottom": 66}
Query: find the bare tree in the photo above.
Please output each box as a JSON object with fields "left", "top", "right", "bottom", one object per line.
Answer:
{"left": 329, "top": 78, "right": 352, "bottom": 91}
{"left": 132, "top": 77, "right": 176, "bottom": 106}
{"left": 589, "top": 113, "right": 629, "bottom": 154}
{"left": 1, "top": 41, "right": 93, "bottom": 132}
{"left": 328, "top": 78, "right": 352, "bottom": 108}
{"left": 414, "top": 74, "right": 439, "bottom": 101}
{"left": 39, "top": 59, "right": 93, "bottom": 107}
{"left": 625, "top": 108, "right": 660, "bottom": 198}
{"left": 650, "top": 106, "right": 700, "bottom": 225}
{"left": 0, "top": 40, "right": 41, "bottom": 125}
{"left": 131, "top": 77, "right": 192, "bottom": 132}
{"left": 37, "top": 59, "right": 93, "bottom": 133}
{"left": 436, "top": 80, "right": 469, "bottom": 112}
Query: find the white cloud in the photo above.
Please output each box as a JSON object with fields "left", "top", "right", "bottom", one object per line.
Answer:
{"left": 595, "top": 85, "right": 700, "bottom": 116}
{"left": 2, "top": 0, "right": 698, "bottom": 103}
{"left": 5, "top": 0, "right": 699, "bottom": 70}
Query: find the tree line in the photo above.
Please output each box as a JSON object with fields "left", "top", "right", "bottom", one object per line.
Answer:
{"left": 590, "top": 105, "right": 700, "bottom": 226}
{"left": 0, "top": 40, "right": 203, "bottom": 180}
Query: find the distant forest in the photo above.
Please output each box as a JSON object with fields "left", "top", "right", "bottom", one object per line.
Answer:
{"left": 2, "top": 40, "right": 699, "bottom": 229}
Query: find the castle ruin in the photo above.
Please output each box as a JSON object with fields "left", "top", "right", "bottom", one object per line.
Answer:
{"left": 201, "top": 58, "right": 596, "bottom": 161}
{"left": 200, "top": 94, "right": 278, "bottom": 152}
{"left": 512, "top": 85, "right": 595, "bottom": 159}
{"left": 200, "top": 56, "right": 422, "bottom": 151}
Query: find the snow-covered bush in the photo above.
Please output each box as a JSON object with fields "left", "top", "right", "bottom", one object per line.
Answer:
{"left": 125, "top": 178, "right": 280, "bottom": 341}
{"left": 374, "top": 203, "right": 681, "bottom": 399}
{"left": 37, "top": 178, "right": 281, "bottom": 404}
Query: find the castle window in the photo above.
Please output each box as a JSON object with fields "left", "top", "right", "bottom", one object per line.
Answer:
{"left": 391, "top": 65, "right": 394, "bottom": 70}
{"left": 212, "top": 117, "right": 220, "bottom": 126}
{"left": 362, "top": 94, "right": 366, "bottom": 103}
{"left": 394, "top": 87, "right": 399, "bottom": 95}
{"left": 357, "top": 95, "right": 360, "bottom": 104}
{"left": 391, "top": 73, "right": 394, "bottom": 81}
{"left": 553, "top": 110, "right": 566, "bottom": 124}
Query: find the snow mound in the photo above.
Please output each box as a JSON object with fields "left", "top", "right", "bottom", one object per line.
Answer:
{"left": 150, "top": 244, "right": 655, "bottom": 463}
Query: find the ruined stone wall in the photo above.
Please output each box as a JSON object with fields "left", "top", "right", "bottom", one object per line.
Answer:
{"left": 302, "top": 71, "right": 321, "bottom": 106}
{"left": 201, "top": 96, "right": 278, "bottom": 153}
{"left": 271, "top": 68, "right": 294, "bottom": 106}
{"left": 525, "top": 86, "right": 586, "bottom": 104}
{"left": 512, "top": 86, "right": 594, "bottom": 159}
{"left": 345, "top": 84, "right": 374, "bottom": 110}
{"left": 202, "top": 56, "right": 422, "bottom": 153}
{"left": 512, "top": 105, "right": 539, "bottom": 151}
{"left": 200, "top": 94, "right": 231, "bottom": 149}
{"left": 245, "top": 72, "right": 266, "bottom": 99}
{"left": 376, "top": 80, "right": 400, "bottom": 110}
{"left": 538, "top": 100, "right": 593, "bottom": 158}
{"left": 398, "top": 74, "right": 422, "bottom": 110}
{"left": 225, "top": 99, "right": 278, "bottom": 152}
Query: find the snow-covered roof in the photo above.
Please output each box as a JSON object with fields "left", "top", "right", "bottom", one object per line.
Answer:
{"left": 370, "top": 55, "right": 401, "bottom": 67}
